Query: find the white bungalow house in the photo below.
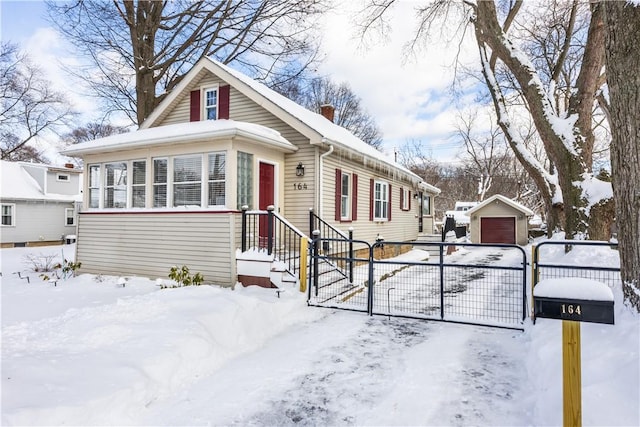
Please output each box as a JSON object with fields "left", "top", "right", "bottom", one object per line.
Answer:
{"left": 62, "top": 57, "right": 440, "bottom": 287}
{"left": 0, "top": 160, "right": 82, "bottom": 248}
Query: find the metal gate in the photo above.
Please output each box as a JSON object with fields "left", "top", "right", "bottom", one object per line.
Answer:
{"left": 308, "top": 239, "right": 528, "bottom": 330}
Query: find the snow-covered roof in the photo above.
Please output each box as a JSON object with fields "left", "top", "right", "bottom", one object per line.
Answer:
{"left": 205, "top": 58, "right": 437, "bottom": 190}
{"left": 139, "top": 57, "right": 440, "bottom": 194}
{"left": 465, "top": 194, "right": 534, "bottom": 217}
{"left": 0, "top": 160, "right": 81, "bottom": 202}
{"left": 63, "top": 119, "right": 297, "bottom": 156}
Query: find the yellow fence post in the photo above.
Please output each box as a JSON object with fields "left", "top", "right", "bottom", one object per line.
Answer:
{"left": 563, "top": 320, "right": 582, "bottom": 427}
{"left": 299, "top": 237, "right": 308, "bottom": 293}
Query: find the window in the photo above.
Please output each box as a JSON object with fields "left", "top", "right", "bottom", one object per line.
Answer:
{"left": 237, "top": 152, "right": 253, "bottom": 209}
{"left": 374, "top": 180, "right": 389, "bottom": 221}
{"left": 88, "top": 165, "right": 100, "bottom": 208}
{"left": 173, "top": 155, "right": 201, "bottom": 207}
{"left": 57, "top": 173, "right": 70, "bottom": 182}
{"left": 104, "top": 162, "right": 127, "bottom": 208}
{"left": 1, "top": 204, "right": 15, "bottom": 226}
{"left": 65, "top": 208, "right": 75, "bottom": 226}
{"left": 422, "top": 195, "right": 431, "bottom": 215}
{"left": 153, "top": 158, "right": 168, "bottom": 208}
{"left": 208, "top": 152, "right": 226, "bottom": 206}
{"left": 401, "top": 188, "right": 410, "bottom": 211}
{"left": 204, "top": 87, "right": 218, "bottom": 120}
{"left": 341, "top": 172, "right": 350, "bottom": 220}
{"left": 132, "top": 160, "right": 146, "bottom": 208}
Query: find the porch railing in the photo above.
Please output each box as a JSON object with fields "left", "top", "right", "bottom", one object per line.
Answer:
{"left": 241, "top": 206, "right": 308, "bottom": 279}
{"left": 309, "top": 209, "right": 354, "bottom": 283}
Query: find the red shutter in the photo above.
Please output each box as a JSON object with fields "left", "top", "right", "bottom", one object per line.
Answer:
{"left": 352, "top": 174, "right": 358, "bottom": 221}
{"left": 335, "top": 169, "right": 342, "bottom": 221}
{"left": 369, "top": 179, "right": 374, "bottom": 221}
{"left": 400, "top": 187, "right": 404, "bottom": 210}
{"left": 190, "top": 90, "right": 200, "bottom": 121}
{"left": 388, "top": 184, "right": 392, "bottom": 221}
{"left": 219, "top": 85, "right": 230, "bottom": 119}
{"left": 408, "top": 191, "right": 412, "bottom": 210}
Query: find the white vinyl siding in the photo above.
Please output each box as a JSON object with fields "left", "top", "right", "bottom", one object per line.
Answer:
{"left": 76, "top": 212, "right": 237, "bottom": 285}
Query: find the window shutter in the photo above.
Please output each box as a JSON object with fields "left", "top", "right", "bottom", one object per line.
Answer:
{"left": 369, "top": 179, "right": 374, "bottom": 221}
{"left": 408, "top": 191, "right": 412, "bottom": 210}
{"left": 190, "top": 90, "right": 200, "bottom": 121}
{"left": 219, "top": 85, "right": 230, "bottom": 119}
{"left": 400, "top": 187, "right": 404, "bottom": 210}
{"left": 388, "top": 184, "right": 392, "bottom": 221}
{"left": 335, "top": 169, "right": 342, "bottom": 221}
{"left": 352, "top": 174, "right": 358, "bottom": 221}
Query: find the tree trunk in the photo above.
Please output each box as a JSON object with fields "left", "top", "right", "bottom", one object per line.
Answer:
{"left": 603, "top": 2, "right": 640, "bottom": 311}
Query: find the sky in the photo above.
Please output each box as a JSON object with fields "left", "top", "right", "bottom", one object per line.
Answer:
{"left": 0, "top": 0, "right": 481, "bottom": 163}
{"left": 2, "top": 241, "right": 638, "bottom": 425}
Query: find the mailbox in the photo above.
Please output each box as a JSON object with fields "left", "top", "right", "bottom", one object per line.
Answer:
{"left": 533, "top": 277, "right": 615, "bottom": 325}
{"left": 534, "top": 297, "right": 614, "bottom": 324}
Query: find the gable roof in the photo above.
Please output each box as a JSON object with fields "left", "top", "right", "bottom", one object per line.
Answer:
{"left": 63, "top": 119, "right": 297, "bottom": 156}
{"left": 0, "top": 160, "right": 81, "bottom": 202}
{"left": 466, "top": 194, "right": 534, "bottom": 216}
{"left": 141, "top": 57, "right": 440, "bottom": 194}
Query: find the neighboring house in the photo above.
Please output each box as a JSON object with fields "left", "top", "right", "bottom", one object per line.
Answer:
{"left": 444, "top": 201, "right": 478, "bottom": 226}
{"left": 466, "top": 194, "right": 533, "bottom": 245}
{"left": 62, "top": 57, "right": 440, "bottom": 286}
{"left": 0, "top": 160, "right": 82, "bottom": 248}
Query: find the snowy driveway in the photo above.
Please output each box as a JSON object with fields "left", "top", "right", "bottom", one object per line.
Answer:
{"left": 140, "top": 312, "right": 528, "bottom": 426}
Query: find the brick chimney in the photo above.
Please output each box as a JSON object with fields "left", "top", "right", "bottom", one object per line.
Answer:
{"left": 320, "top": 104, "right": 335, "bottom": 123}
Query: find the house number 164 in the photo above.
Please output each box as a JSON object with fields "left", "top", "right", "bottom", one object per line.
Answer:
{"left": 293, "top": 183, "right": 308, "bottom": 190}
{"left": 561, "top": 304, "right": 582, "bottom": 316}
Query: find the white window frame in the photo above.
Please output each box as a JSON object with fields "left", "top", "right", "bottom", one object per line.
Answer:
{"left": 207, "top": 152, "right": 226, "bottom": 207}
{"left": 172, "top": 154, "right": 202, "bottom": 207}
{"left": 374, "top": 180, "right": 389, "bottom": 221}
{"left": 65, "top": 207, "right": 75, "bottom": 226}
{"left": 1, "top": 203, "right": 15, "bottom": 226}
{"left": 203, "top": 85, "right": 219, "bottom": 120}
{"left": 153, "top": 157, "right": 169, "bottom": 208}
{"left": 401, "top": 187, "right": 409, "bottom": 211}
{"left": 340, "top": 172, "right": 351, "bottom": 220}
{"left": 131, "top": 159, "right": 146, "bottom": 208}
{"left": 88, "top": 164, "right": 101, "bottom": 208}
{"left": 103, "top": 162, "right": 128, "bottom": 209}
{"left": 57, "top": 173, "right": 70, "bottom": 182}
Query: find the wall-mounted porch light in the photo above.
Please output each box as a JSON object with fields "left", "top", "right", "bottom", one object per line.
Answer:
{"left": 296, "top": 162, "right": 305, "bottom": 177}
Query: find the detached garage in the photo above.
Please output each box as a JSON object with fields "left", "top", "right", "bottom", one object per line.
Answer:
{"left": 466, "top": 194, "right": 533, "bottom": 246}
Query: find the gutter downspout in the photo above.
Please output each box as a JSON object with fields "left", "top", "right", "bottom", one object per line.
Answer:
{"left": 318, "top": 142, "right": 334, "bottom": 218}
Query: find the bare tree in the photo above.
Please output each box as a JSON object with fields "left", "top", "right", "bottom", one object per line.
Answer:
{"left": 454, "top": 109, "right": 511, "bottom": 201}
{"left": 0, "top": 42, "right": 75, "bottom": 162}
{"left": 47, "top": 0, "right": 329, "bottom": 125}
{"left": 64, "top": 121, "right": 130, "bottom": 145}
{"left": 358, "top": 0, "right": 614, "bottom": 241}
{"left": 603, "top": 2, "right": 640, "bottom": 310}
{"left": 279, "top": 76, "right": 383, "bottom": 148}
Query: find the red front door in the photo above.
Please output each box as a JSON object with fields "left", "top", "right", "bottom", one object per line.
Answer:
{"left": 258, "top": 162, "right": 275, "bottom": 247}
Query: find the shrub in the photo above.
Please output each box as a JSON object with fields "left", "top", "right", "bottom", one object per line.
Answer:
{"left": 166, "top": 265, "right": 204, "bottom": 288}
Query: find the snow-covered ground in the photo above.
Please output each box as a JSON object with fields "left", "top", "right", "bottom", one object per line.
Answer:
{"left": 1, "top": 242, "right": 638, "bottom": 426}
